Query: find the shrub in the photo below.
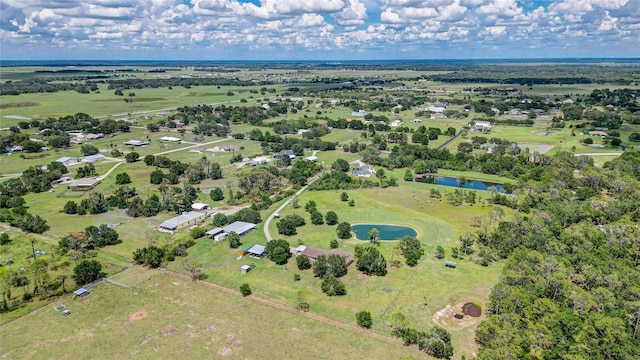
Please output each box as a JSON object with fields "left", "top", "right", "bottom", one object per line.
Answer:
{"left": 296, "top": 254, "right": 312, "bottom": 270}
{"left": 321, "top": 274, "right": 346, "bottom": 296}
{"left": 240, "top": 283, "right": 252, "bottom": 296}
{"left": 325, "top": 211, "right": 338, "bottom": 225}
{"left": 356, "top": 310, "right": 373, "bottom": 329}
{"left": 115, "top": 172, "right": 131, "bottom": 185}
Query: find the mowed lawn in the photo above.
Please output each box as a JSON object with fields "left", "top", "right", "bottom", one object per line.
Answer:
{"left": 0, "top": 266, "right": 425, "bottom": 360}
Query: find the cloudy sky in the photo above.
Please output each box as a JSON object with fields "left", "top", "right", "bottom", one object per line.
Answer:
{"left": 1, "top": 0, "right": 639, "bottom": 60}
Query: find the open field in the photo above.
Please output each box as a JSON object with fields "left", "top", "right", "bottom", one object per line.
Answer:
{"left": 0, "top": 266, "right": 427, "bottom": 360}
{"left": 176, "top": 184, "right": 506, "bottom": 357}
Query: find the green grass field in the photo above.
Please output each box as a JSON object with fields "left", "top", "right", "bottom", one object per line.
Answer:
{"left": 0, "top": 266, "right": 428, "bottom": 359}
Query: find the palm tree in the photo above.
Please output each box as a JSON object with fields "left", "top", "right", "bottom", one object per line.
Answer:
{"left": 368, "top": 228, "right": 380, "bottom": 245}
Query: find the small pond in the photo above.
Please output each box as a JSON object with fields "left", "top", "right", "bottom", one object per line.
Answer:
{"left": 351, "top": 224, "right": 417, "bottom": 241}
{"left": 417, "top": 175, "right": 506, "bottom": 192}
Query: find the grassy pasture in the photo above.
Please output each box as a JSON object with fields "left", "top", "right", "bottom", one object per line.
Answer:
{"left": 177, "top": 184, "right": 507, "bottom": 356}
{"left": 0, "top": 266, "right": 426, "bottom": 359}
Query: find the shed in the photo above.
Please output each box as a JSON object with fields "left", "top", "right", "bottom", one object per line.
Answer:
{"left": 222, "top": 221, "right": 256, "bottom": 236}
{"left": 238, "top": 244, "right": 253, "bottom": 257}
{"left": 68, "top": 178, "right": 101, "bottom": 191}
{"left": 241, "top": 264, "right": 251, "bottom": 274}
{"left": 191, "top": 202, "right": 210, "bottom": 212}
{"left": 248, "top": 244, "right": 266, "bottom": 258}
{"left": 158, "top": 211, "right": 206, "bottom": 231}
{"left": 73, "top": 288, "right": 90, "bottom": 298}
{"left": 56, "top": 156, "right": 80, "bottom": 166}
{"left": 123, "top": 140, "right": 150, "bottom": 146}
{"left": 83, "top": 154, "right": 105, "bottom": 163}
{"left": 445, "top": 260, "right": 457, "bottom": 268}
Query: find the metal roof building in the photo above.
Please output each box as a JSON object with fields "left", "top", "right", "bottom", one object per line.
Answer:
{"left": 222, "top": 221, "right": 257, "bottom": 236}
{"left": 159, "top": 211, "right": 206, "bottom": 231}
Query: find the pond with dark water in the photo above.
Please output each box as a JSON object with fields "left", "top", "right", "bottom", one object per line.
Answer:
{"left": 417, "top": 175, "right": 505, "bottom": 192}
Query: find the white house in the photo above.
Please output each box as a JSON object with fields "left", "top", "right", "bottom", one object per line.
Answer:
{"left": 471, "top": 121, "right": 492, "bottom": 131}
{"left": 159, "top": 136, "right": 181, "bottom": 142}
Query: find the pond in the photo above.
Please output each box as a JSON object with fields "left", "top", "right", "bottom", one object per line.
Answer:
{"left": 351, "top": 224, "right": 417, "bottom": 241}
{"left": 416, "top": 175, "right": 506, "bottom": 192}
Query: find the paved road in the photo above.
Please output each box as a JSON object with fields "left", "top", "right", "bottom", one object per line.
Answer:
{"left": 263, "top": 178, "right": 318, "bottom": 242}
{"left": 575, "top": 152, "right": 623, "bottom": 156}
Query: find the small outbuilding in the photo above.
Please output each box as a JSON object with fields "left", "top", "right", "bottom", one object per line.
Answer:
{"left": 238, "top": 244, "right": 253, "bottom": 257}
{"left": 241, "top": 263, "right": 256, "bottom": 274}
{"left": 123, "top": 140, "right": 150, "bottom": 146}
{"left": 445, "top": 260, "right": 457, "bottom": 268}
{"left": 68, "top": 178, "right": 101, "bottom": 191}
{"left": 83, "top": 154, "right": 105, "bottom": 163}
{"left": 73, "top": 288, "right": 90, "bottom": 298}
{"left": 248, "top": 245, "right": 266, "bottom": 258}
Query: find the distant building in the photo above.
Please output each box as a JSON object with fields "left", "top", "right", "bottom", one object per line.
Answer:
{"left": 206, "top": 221, "right": 257, "bottom": 242}
{"left": 158, "top": 211, "right": 206, "bottom": 232}
{"left": 159, "top": 136, "right": 181, "bottom": 142}
{"left": 123, "top": 140, "right": 150, "bottom": 146}
{"left": 352, "top": 164, "right": 376, "bottom": 177}
{"left": 471, "top": 121, "right": 492, "bottom": 131}
{"left": 351, "top": 110, "right": 367, "bottom": 117}
{"left": 295, "top": 246, "right": 354, "bottom": 267}
{"left": 68, "top": 178, "right": 101, "bottom": 191}
{"left": 248, "top": 157, "right": 268, "bottom": 166}
{"left": 304, "top": 156, "right": 318, "bottom": 162}
{"left": 56, "top": 157, "right": 80, "bottom": 166}
{"left": 83, "top": 154, "right": 105, "bottom": 163}
{"left": 274, "top": 150, "right": 296, "bottom": 159}
{"left": 85, "top": 133, "right": 104, "bottom": 140}
{"left": 191, "top": 203, "right": 210, "bottom": 213}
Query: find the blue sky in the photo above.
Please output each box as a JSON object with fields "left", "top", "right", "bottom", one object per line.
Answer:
{"left": 1, "top": 0, "right": 639, "bottom": 60}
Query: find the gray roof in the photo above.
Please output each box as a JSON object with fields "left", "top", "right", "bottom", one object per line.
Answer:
{"left": 160, "top": 211, "right": 205, "bottom": 229}
{"left": 205, "top": 227, "right": 224, "bottom": 235}
{"left": 222, "top": 221, "right": 256, "bottom": 234}
{"left": 124, "top": 140, "right": 149, "bottom": 146}
{"left": 83, "top": 154, "right": 105, "bottom": 161}
{"left": 73, "top": 287, "right": 89, "bottom": 295}
{"left": 56, "top": 156, "right": 77, "bottom": 163}
{"left": 248, "top": 244, "right": 265, "bottom": 255}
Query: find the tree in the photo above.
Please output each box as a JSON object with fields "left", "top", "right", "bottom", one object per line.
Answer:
{"left": 420, "top": 326, "right": 454, "bottom": 359}
{"left": 189, "top": 227, "right": 206, "bottom": 239}
{"left": 276, "top": 214, "right": 305, "bottom": 236}
{"left": 270, "top": 246, "right": 289, "bottom": 265}
{"left": 356, "top": 310, "right": 373, "bottom": 329}
{"left": 227, "top": 231, "right": 242, "bottom": 249}
{"left": 296, "top": 254, "right": 312, "bottom": 270}
{"left": 132, "top": 246, "right": 164, "bottom": 268}
{"left": 327, "top": 254, "right": 348, "bottom": 277}
{"left": 610, "top": 138, "right": 622, "bottom": 147}
{"left": 311, "top": 211, "right": 324, "bottom": 225}
{"left": 143, "top": 155, "right": 156, "bottom": 166}
{"left": 147, "top": 123, "right": 160, "bottom": 132}
{"left": 404, "top": 169, "right": 414, "bottom": 181}
{"left": 435, "top": 245, "right": 445, "bottom": 259}
{"left": 320, "top": 211, "right": 337, "bottom": 226}
{"left": 181, "top": 258, "right": 203, "bottom": 281}
{"left": 296, "top": 290, "right": 310, "bottom": 312}
{"left": 115, "top": 172, "right": 131, "bottom": 185}
{"left": 150, "top": 169, "right": 164, "bottom": 184}
{"left": 233, "top": 208, "right": 261, "bottom": 224}
{"left": 348, "top": 199, "right": 355, "bottom": 206}
{"left": 266, "top": 239, "right": 292, "bottom": 265}
{"left": 458, "top": 142, "right": 473, "bottom": 154}
{"left": 583, "top": 137, "right": 594, "bottom": 145}
{"left": 72, "top": 260, "right": 103, "bottom": 285}
{"left": 304, "top": 200, "right": 317, "bottom": 213}
{"left": 336, "top": 222, "right": 352, "bottom": 239}
{"left": 80, "top": 144, "right": 99, "bottom": 156}
{"left": 399, "top": 236, "right": 424, "bottom": 266}
{"left": 357, "top": 247, "right": 387, "bottom": 276}
{"left": 85, "top": 224, "right": 121, "bottom": 247}
{"left": 63, "top": 200, "right": 78, "bottom": 214}
{"left": 368, "top": 228, "right": 380, "bottom": 244}
{"left": 341, "top": 192, "right": 349, "bottom": 201}
{"left": 332, "top": 159, "right": 350, "bottom": 172}
{"left": 212, "top": 213, "right": 228, "bottom": 227}
{"left": 240, "top": 283, "right": 252, "bottom": 296}
{"left": 330, "top": 239, "right": 339, "bottom": 249}
{"left": 125, "top": 152, "right": 139, "bottom": 163}
{"left": 210, "top": 187, "right": 224, "bottom": 201}
{"left": 0, "top": 233, "right": 10, "bottom": 245}
{"left": 209, "top": 162, "right": 223, "bottom": 179}
{"left": 321, "top": 274, "right": 346, "bottom": 296}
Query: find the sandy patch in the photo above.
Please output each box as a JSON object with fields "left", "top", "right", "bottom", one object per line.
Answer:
{"left": 130, "top": 311, "right": 148, "bottom": 321}
{"left": 432, "top": 294, "right": 485, "bottom": 330}
{"left": 218, "top": 347, "right": 233, "bottom": 356}
{"left": 162, "top": 325, "right": 176, "bottom": 335}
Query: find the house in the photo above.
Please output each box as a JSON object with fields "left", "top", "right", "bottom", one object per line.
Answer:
{"left": 304, "top": 156, "right": 318, "bottom": 162}
{"left": 274, "top": 149, "right": 296, "bottom": 159}
{"left": 68, "top": 178, "right": 101, "bottom": 191}
{"left": 588, "top": 131, "right": 608, "bottom": 138}
{"left": 191, "top": 203, "right": 210, "bottom": 212}
{"left": 123, "top": 140, "right": 150, "bottom": 146}
{"left": 56, "top": 157, "right": 80, "bottom": 166}
{"left": 248, "top": 157, "right": 268, "bottom": 166}
{"left": 445, "top": 260, "right": 457, "bottom": 268}
{"left": 158, "top": 211, "right": 206, "bottom": 232}
{"left": 562, "top": 99, "right": 575, "bottom": 104}
{"left": 4, "top": 145, "right": 23, "bottom": 152}
{"left": 351, "top": 110, "right": 367, "bottom": 117}
{"left": 210, "top": 145, "right": 239, "bottom": 152}
{"left": 295, "top": 246, "right": 354, "bottom": 267}
{"left": 481, "top": 143, "right": 498, "bottom": 153}
{"left": 352, "top": 165, "right": 376, "bottom": 178}
{"left": 247, "top": 244, "right": 266, "bottom": 258}
{"left": 85, "top": 133, "right": 104, "bottom": 140}
{"left": 428, "top": 106, "right": 446, "bottom": 113}
{"left": 73, "top": 288, "right": 90, "bottom": 298}
{"left": 471, "top": 121, "right": 492, "bottom": 131}
{"left": 412, "top": 119, "right": 422, "bottom": 123}
{"left": 83, "top": 154, "right": 105, "bottom": 163}
{"left": 297, "top": 129, "right": 310, "bottom": 135}
{"left": 390, "top": 120, "right": 402, "bottom": 127}
{"left": 159, "top": 136, "right": 181, "bottom": 142}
